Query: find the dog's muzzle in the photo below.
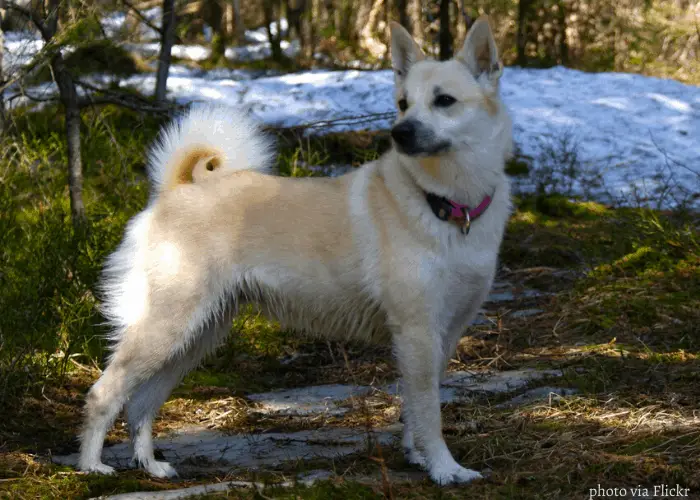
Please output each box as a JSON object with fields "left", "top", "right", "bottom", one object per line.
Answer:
{"left": 391, "top": 120, "right": 451, "bottom": 156}
{"left": 391, "top": 121, "right": 416, "bottom": 149}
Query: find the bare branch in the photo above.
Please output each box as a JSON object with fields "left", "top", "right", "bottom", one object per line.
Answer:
{"left": 119, "top": 0, "right": 162, "bottom": 36}
{"left": 4, "top": 1, "right": 52, "bottom": 40}
{"left": 74, "top": 79, "right": 182, "bottom": 116}
{"left": 6, "top": 90, "right": 59, "bottom": 104}
{"left": 649, "top": 131, "right": 700, "bottom": 178}
{"left": 272, "top": 111, "right": 395, "bottom": 133}
{"left": 116, "top": 0, "right": 187, "bottom": 46}
{"left": 0, "top": 41, "right": 59, "bottom": 94}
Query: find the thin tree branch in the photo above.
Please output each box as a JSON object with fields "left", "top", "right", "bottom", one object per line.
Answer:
{"left": 117, "top": 0, "right": 186, "bottom": 45}
{"left": 0, "top": 58, "right": 47, "bottom": 94}
{"left": 272, "top": 111, "right": 396, "bottom": 133}
{"left": 6, "top": 90, "right": 59, "bottom": 104}
{"left": 74, "top": 79, "right": 182, "bottom": 115}
{"left": 119, "top": 0, "right": 162, "bottom": 36}
{"left": 4, "top": 1, "right": 52, "bottom": 40}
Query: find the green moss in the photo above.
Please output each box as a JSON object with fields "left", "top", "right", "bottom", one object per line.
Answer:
{"left": 505, "top": 158, "right": 531, "bottom": 177}
{"left": 530, "top": 194, "right": 607, "bottom": 219}
{"left": 209, "top": 33, "right": 227, "bottom": 64}
{"left": 0, "top": 468, "right": 165, "bottom": 499}
{"left": 198, "top": 54, "right": 299, "bottom": 72}
{"left": 31, "top": 40, "right": 141, "bottom": 84}
{"left": 179, "top": 370, "right": 245, "bottom": 391}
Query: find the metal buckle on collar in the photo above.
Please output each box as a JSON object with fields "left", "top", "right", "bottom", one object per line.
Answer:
{"left": 460, "top": 210, "right": 471, "bottom": 235}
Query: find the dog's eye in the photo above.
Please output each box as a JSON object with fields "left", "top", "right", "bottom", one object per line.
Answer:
{"left": 398, "top": 98, "right": 408, "bottom": 112}
{"left": 434, "top": 94, "right": 457, "bottom": 108}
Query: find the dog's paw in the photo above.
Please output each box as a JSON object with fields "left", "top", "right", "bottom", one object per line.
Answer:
{"left": 404, "top": 447, "right": 427, "bottom": 469}
{"left": 429, "top": 459, "right": 482, "bottom": 486}
{"left": 143, "top": 460, "right": 178, "bottom": 479}
{"left": 80, "top": 462, "right": 116, "bottom": 475}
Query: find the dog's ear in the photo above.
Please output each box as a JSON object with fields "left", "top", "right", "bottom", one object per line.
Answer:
{"left": 390, "top": 21, "right": 425, "bottom": 85}
{"left": 456, "top": 15, "right": 502, "bottom": 86}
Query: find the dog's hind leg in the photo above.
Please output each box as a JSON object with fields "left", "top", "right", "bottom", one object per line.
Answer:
{"left": 126, "top": 318, "right": 232, "bottom": 478}
{"left": 79, "top": 343, "right": 152, "bottom": 475}
{"left": 79, "top": 311, "right": 223, "bottom": 475}
{"left": 125, "top": 360, "right": 188, "bottom": 478}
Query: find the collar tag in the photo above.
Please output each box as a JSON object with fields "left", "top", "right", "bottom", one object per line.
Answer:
{"left": 460, "top": 211, "right": 471, "bottom": 235}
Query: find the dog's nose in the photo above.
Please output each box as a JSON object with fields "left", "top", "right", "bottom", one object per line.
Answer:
{"left": 391, "top": 121, "right": 415, "bottom": 146}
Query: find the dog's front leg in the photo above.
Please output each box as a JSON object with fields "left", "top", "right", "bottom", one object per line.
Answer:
{"left": 400, "top": 407, "right": 426, "bottom": 468}
{"left": 393, "top": 326, "right": 482, "bottom": 485}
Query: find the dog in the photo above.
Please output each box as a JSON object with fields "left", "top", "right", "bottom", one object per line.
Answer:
{"left": 78, "top": 16, "right": 513, "bottom": 485}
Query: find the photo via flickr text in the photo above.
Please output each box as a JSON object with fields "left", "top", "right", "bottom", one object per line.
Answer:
{"left": 589, "top": 484, "right": 690, "bottom": 499}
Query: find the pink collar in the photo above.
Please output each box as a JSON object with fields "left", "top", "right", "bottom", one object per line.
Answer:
{"left": 425, "top": 191, "right": 494, "bottom": 235}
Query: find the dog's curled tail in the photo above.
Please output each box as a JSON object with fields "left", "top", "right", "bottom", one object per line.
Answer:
{"left": 147, "top": 105, "right": 274, "bottom": 193}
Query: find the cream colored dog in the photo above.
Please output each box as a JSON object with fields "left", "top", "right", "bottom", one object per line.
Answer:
{"left": 79, "top": 17, "right": 513, "bottom": 485}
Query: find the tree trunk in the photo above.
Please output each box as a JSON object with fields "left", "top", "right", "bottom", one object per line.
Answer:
{"left": 354, "top": 0, "right": 371, "bottom": 43}
{"left": 263, "top": 0, "right": 283, "bottom": 61}
{"left": 341, "top": 0, "right": 353, "bottom": 43}
{"left": 52, "top": 55, "right": 86, "bottom": 226}
{"left": 44, "top": 0, "right": 85, "bottom": 225}
{"left": 206, "top": 0, "right": 227, "bottom": 62}
{"left": 408, "top": 0, "right": 422, "bottom": 45}
{"left": 305, "top": 0, "right": 319, "bottom": 59}
{"left": 276, "top": 0, "right": 283, "bottom": 43}
{"left": 556, "top": 0, "right": 568, "bottom": 65}
{"left": 224, "top": 2, "right": 233, "bottom": 38}
{"left": 288, "top": 0, "right": 306, "bottom": 51}
{"left": 155, "top": 0, "right": 176, "bottom": 101}
{"left": 381, "top": 0, "right": 391, "bottom": 65}
{"left": 321, "top": 0, "right": 332, "bottom": 27}
{"left": 304, "top": 0, "right": 316, "bottom": 59}
{"left": 452, "top": 0, "right": 461, "bottom": 46}
{"left": 333, "top": 0, "right": 342, "bottom": 38}
{"left": 232, "top": 0, "right": 245, "bottom": 43}
{"left": 0, "top": 8, "right": 5, "bottom": 137}
{"left": 517, "top": 0, "right": 533, "bottom": 66}
{"left": 438, "top": 0, "right": 451, "bottom": 60}
{"left": 359, "top": 0, "right": 386, "bottom": 59}
{"left": 396, "top": 0, "right": 409, "bottom": 32}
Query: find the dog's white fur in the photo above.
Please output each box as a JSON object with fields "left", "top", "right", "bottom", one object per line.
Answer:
{"left": 79, "top": 17, "right": 513, "bottom": 485}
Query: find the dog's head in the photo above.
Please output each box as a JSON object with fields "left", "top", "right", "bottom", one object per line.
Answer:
{"left": 389, "top": 17, "right": 507, "bottom": 158}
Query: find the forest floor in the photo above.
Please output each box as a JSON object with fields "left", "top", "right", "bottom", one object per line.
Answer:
{"left": 1, "top": 108, "right": 698, "bottom": 498}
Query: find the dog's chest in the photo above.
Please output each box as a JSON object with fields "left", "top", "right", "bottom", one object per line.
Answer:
{"left": 425, "top": 230, "right": 500, "bottom": 310}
